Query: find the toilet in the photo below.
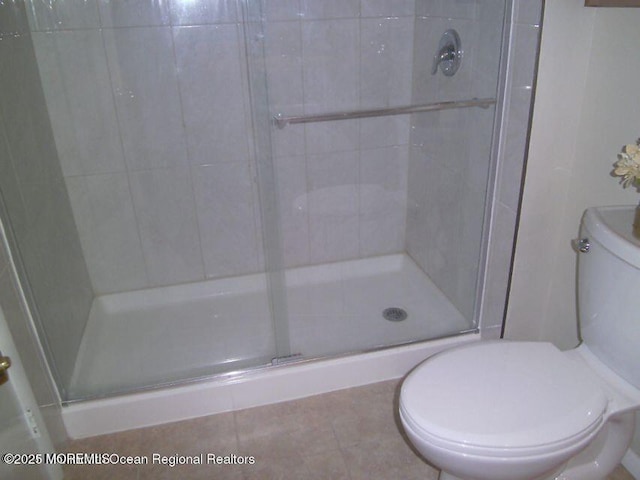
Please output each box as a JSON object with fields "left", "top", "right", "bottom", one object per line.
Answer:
{"left": 399, "top": 206, "right": 640, "bottom": 480}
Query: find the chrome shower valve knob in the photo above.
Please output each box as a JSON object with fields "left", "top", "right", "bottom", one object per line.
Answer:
{"left": 431, "top": 29, "right": 462, "bottom": 77}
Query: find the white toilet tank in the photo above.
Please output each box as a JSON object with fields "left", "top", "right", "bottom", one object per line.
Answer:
{"left": 578, "top": 206, "right": 640, "bottom": 389}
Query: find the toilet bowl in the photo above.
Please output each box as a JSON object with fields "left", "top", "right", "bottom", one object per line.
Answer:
{"left": 399, "top": 206, "right": 640, "bottom": 480}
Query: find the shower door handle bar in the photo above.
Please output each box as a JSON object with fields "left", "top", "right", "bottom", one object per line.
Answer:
{"left": 273, "top": 97, "right": 496, "bottom": 129}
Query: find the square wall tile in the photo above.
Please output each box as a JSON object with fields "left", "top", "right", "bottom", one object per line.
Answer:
{"left": 511, "top": 23, "right": 541, "bottom": 89}
{"left": 32, "top": 30, "right": 125, "bottom": 177}
{"left": 300, "top": 0, "right": 359, "bottom": 20}
{"left": 0, "top": 114, "right": 29, "bottom": 240}
{"left": 477, "top": 0, "right": 507, "bottom": 23}
{"left": 263, "top": 0, "right": 302, "bottom": 21}
{"left": 359, "top": 146, "right": 408, "bottom": 257}
{"left": 103, "top": 26, "right": 188, "bottom": 171}
{"left": 499, "top": 87, "right": 532, "bottom": 210}
{"left": 169, "top": 0, "right": 237, "bottom": 25}
{"left": 405, "top": 148, "right": 430, "bottom": 265}
{"left": 264, "top": 21, "right": 303, "bottom": 111}
{"left": 65, "top": 174, "right": 148, "bottom": 294}
{"left": 461, "top": 106, "right": 494, "bottom": 192}
{"left": 18, "top": 179, "right": 94, "bottom": 389}
{"left": 174, "top": 24, "right": 251, "bottom": 165}
{"left": 360, "top": 116, "right": 410, "bottom": 149}
{"left": 421, "top": 165, "right": 462, "bottom": 295}
{"left": 453, "top": 186, "right": 486, "bottom": 320}
{"left": 361, "top": 0, "right": 415, "bottom": 18}
{"left": 264, "top": 20, "right": 305, "bottom": 157}
{"left": 514, "top": 0, "right": 542, "bottom": 26}
{"left": 409, "top": 17, "right": 441, "bottom": 105}
{"left": 416, "top": 0, "right": 478, "bottom": 20}
{"left": 360, "top": 17, "right": 414, "bottom": 108}
{"left": 473, "top": 17, "right": 504, "bottom": 98}
{"left": 302, "top": 19, "right": 359, "bottom": 113}
{"left": 129, "top": 167, "right": 204, "bottom": 286}
{"left": 307, "top": 151, "right": 359, "bottom": 263}
{"left": 481, "top": 202, "right": 517, "bottom": 331}
{"left": 192, "top": 163, "right": 261, "bottom": 278}
{"left": 0, "top": 35, "right": 61, "bottom": 185}
{"left": 99, "top": 0, "right": 170, "bottom": 27}
{"left": 0, "top": 0, "right": 29, "bottom": 35}
{"left": 272, "top": 123, "right": 306, "bottom": 159}
{"left": 25, "top": 0, "right": 99, "bottom": 31}
{"left": 275, "top": 155, "right": 310, "bottom": 267}
{"left": 305, "top": 120, "right": 359, "bottom": 155}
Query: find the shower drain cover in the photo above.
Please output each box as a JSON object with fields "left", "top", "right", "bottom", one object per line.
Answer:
{"left": 383, "top": 307, "right": 408, "bottom": 322}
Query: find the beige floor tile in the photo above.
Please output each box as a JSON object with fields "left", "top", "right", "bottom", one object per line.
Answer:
{"left": 324, "top": 380, "right": 402, "bottom": 449}
{"left": 607, "top": 465, "right": 636, "bottom": 480}
{"left": 61, "top": 380, "right": 637, "bottom": 480}
{"left": 138, "top": 461, "right": 245, "bottom": 480}
{"left": 235, "top": 396, "right": 339, "bottom": 460}
{"left": 63, "top": 463, "right": 139, "bottom": 480}
{"left": 64, "top": 428, "right": 144, "bottom": 455}
{"left": 341, "top": 435, "right": 438, "bottom": 480}
{"left": 63, "top": 429, "right": 143, "bottom": 480}
{"left": 137, "top": 412, "right": 238, "bottom": 456}
{"left": 241, "top": 453, "right": 311, "bottom": 480}
{"left": 300, "top": 449, "right": 351, "bottom": 480}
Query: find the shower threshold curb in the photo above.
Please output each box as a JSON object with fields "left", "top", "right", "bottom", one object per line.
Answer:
{"left": 62, "top": 333, "right": 479, "bottom": 439}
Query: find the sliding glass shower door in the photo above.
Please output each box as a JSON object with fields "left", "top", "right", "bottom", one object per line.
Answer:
{"left": 0, "top": 0, "right": 509, "bottom": 402}
{"left": 243, "top": 0, "right": 508, "bottom": 360}
{"left": 0, "top": 0, "right": 289, "bottom": 401}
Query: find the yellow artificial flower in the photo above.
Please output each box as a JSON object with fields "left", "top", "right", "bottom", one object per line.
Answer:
{"left": 614, "top": 153, "right": 640, "bottom": 188}
{"left": 624, "top": 143, "right": 640, "bottom": 157}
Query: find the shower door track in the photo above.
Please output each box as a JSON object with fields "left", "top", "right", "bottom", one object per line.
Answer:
{"left": 273, "top": 97, "right": 496, "bottom": 129}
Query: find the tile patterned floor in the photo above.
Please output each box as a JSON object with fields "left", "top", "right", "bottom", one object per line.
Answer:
{"left": 62, "top": 380, "right": 636, "bottom": 480}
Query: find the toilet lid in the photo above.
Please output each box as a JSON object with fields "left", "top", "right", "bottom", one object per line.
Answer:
{"left": 400, "top": 341, "right": 608, "bottom": 456}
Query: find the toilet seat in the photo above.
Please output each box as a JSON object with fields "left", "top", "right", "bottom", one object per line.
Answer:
{"left": 400, "top": 341, "right": 608, "bottom": 458}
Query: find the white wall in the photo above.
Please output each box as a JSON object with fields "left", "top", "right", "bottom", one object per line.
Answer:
{"left": 506, "top": 0, "right": 640, "bottom": 347}
{"left": 506, "top": 0, "right": 640, "bottom": 466}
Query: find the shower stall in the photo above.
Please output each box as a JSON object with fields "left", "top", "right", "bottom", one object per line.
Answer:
{"left": 0, "top": 0, "right": 540, "bottom": 424}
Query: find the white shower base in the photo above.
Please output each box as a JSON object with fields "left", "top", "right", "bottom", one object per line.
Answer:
{"left": 64, "top": 253, "right": 476, "bottom": 437}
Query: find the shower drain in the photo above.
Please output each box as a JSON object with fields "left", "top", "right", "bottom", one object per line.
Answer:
{"left": 383, "top": 307, "right": 408, "bottom": 322}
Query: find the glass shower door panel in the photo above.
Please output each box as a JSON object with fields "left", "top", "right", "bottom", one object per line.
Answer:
{"left": 254, "top": 0, "right": 508, "bottom": 360}
{"left": 5, "top": 0, "right": 283, "bottom": 400}
{"left": 406, "top": 1, "right": 508, "bottom": 328}
{"left": 241, "top": 0, "right": 291, "bottom": 362}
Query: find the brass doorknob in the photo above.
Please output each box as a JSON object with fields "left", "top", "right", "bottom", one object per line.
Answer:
{"left": 0, "top": 356, "right": 10, "bottom": 372}
{"left": 0, "top": 355, "right": 11, "bottom": 385}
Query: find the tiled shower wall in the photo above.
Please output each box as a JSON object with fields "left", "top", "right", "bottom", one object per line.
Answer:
{"left": 29, "top": 0, "right": 528, "bottom": 307}
{"left": 29, "top": 0, "right": 417, "bottom": 294}
{"left": 29, "top": 0, "right": 261, "bottom": 294}
{"left": 0, "top": 0, "right": 93, "bottom": 393}
{"left": 406, "top": 1, "right": 506, "bottom": 321}
{"left": 265, "top": 0, "right": 415, "bottom": 267}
